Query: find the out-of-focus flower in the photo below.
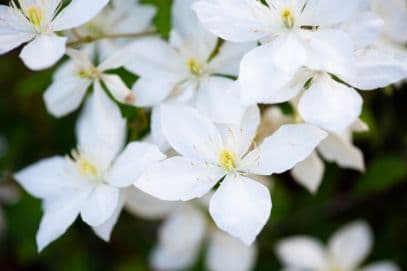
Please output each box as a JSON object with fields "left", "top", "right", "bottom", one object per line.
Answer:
{"left": 74, "top": 0, "right": 156, "bottom": 59}
{"left": 0, "top": 135, "right": 8, "bottom": 158}
{"left": 15, "top": 85, "right": 165, "bottom": 251}
{"left": 0, "top": 182, "right": 19, "bottom": 233}
{"left": 126, "top": 189, "right": 257, "bottom": 271}
{"left": 135, "top": 105, "right": 327, "bottom": 245}
{"left": 125, "top": 0, "right": 253, "bottom": 133}
{"left": 0, "top": 0, "right": 108, "bottom": 70}
{"left": 276, "top": 221, "right": 400, "bottom": 271}
{"left": 43, "top": 48, "right": 134, "bottom": 118}
{"left": 257, "top": 107, "right": 367, "bottom": 194}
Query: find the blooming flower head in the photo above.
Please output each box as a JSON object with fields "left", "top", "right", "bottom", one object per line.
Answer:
{"left": 276, "top": 221, "right": 400, "bottom": 271}
{"left": 0, "top": 0, "right": 108, "bottom": 70}
{"left": 43, "top": 48, "right": 135, "bottom": 118}
{"left": 15, "top": 84, "right": 165, "bottom": 251}
{"left": 135, "top": 105, "right": 327, "bottom": 244}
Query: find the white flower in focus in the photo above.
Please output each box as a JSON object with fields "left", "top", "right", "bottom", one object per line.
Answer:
{"left": 43, "top": 48, "right": 134, "bottom": 118}
{"left": 258, "top": 107, "right": 367, "bottom": 194}
{"left": 276, "top": 221, "right": 400, "bottom": 271}
{"left": 15, "top": 85, "right": 165, "bottom": 251}
{"left": 74, "top": 0, "right": 156, "bottom": 59}
{"left": 0, "top": 0, "right": 108, "bottom": 70}
{"left": 125, "top": 0, "right": 253, "bottom": 125}
{"left": 193, "top": 0, "right": 359, "bottom": 103}
{"left": 135, "top": 105, "right": 327, "bottom": 245}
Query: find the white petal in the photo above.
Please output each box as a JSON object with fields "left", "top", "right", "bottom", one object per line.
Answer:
{"left": 206, "top": 230, "right": 257, "bottom": 271}
{"left": 218, "top": 105, "right": 260, "bottom": 158}
{"left": 43, "top": 76, "right": 91, "bottom": 118}
{"left": 271, "top": 34, "right": 307, "bottom": 73}
{"left": 291, "top": 152, "right": 325, "bottom": 194}
{"left": 101, "top": 74, "right": 135, "bottom": 105}
{"left": 15, "top": 156, "right": 83, "bottom": 199}
{"left": 80, "top": 184, "right": 120, "bottom": 227}
{"left": 124, "top": 37, "right": 183, "bottom": 76}
{"left": 318, "top": 133, "right": 365, "bottom": 171}
{"left": 20, "top": 35, "right": 67, "bottom": 70}
{"left": 339, "top": 48, "right": 407, "bottom": 90}
{"left": 328, "top": 221, "right": 373, "bottom": 270}
{"left": 150, "top": 106, "right": 171, "bottom": 153}
{"left": 76, "top": 81, "right": 126, "bottom": 171}
{"left": 208, "top": 41, "right": 255, "bottom": 75}
{"left": 52, "top": 0, "right": 109, "bottom": 31}
{"left": 301, "top": 0, "right": 359, "bottom": 26}
{"left": 36, "top": 192, "right": 86, "bottom": 251}
{"left": 303, "top": 29, "right": 355, "bottom": 77}
{"left": 125, "top": 187, "right": 180, "bottom": 219}
{"left": 275, "top": 237, "right": 328, "bottom": 270}
{"left": 92, "top": 191, "right": 125, "bottom": 242}
{"left": 298, "top": 75, "right": 363, "bottom": 134}
{"left": 361, "top": 262, "right": 401, "bottom": 271}
{"left": 239, "top": 43, "right": 298, "bottom": 106}
{"left": 135, "top": 156, "right": 223, "bottom": 201}
{"left": 196, "top": 77, "right": 246, "bottom": 124}
{"left": 241, "top": 124, "right": 327, "bottom": 176}
{"left": 209, "top": 174, "right": 271, "bottom": 245}
{"left": 107, "top": 142, "right": 166, "bottom": 188}
{"left": 161, "top": 104, "right": 223, "bottom": 163}
{"left": 192, "top": 0, "right": 270, "bottom": 42}
{"left": 131, "top": 74, "right": 180, "bottom": 107}
{"left": 150, "top": 245, "right": 198, "bottom": 271}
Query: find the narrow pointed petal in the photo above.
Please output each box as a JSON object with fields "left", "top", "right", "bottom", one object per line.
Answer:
{"left": 209, "top": 174, "right": 271, "bottom": 245}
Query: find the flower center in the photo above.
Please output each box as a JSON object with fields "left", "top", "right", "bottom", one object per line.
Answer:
{"left": 219, "top": 150, "right": 237, "bottom": 172}
{"left": 281, "top": 8, "right": 295, "bottom": 29}
{"left": 27, "top": 6, "right": 43, "bottom": 27}
{"left": 69, "top": 150, "right": 98, "bottom": 178}
{"left": 78, "top": 67, "right": 101, "bottom": 79}
{"left": 188, "top": 58, "right": 203, "bottom": 76}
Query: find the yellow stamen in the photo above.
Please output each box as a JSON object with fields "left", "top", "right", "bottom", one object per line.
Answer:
{"left": 188, "top": 58, "right": 203, "bottom": 76}
{"left": 27, "top": 6, "right": 43, "bottom": 27}
{"left": 281, "top": 8, "right": 295, "bottom": 29}
{"left": 219, "top": 150, "right": 237, "bottom": 172}
{"left": 70, "top": 150, "right": 98, "bottom": 178}
{"left": 78, "top": 68, "right": 100, "bottom": 79}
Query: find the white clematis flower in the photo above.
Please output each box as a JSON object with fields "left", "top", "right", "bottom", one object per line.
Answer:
{"left": 135, "top": 105, "right": 327, "bottom": 245}
{"left": 125, "top": 188, "right": 257, "bottom": 271}
{"left": 15, "top": 84, "right": 165, "bottom": 251}
{"left": 43, "top": 48, "right": 134, "bottom": 118}
{"left": 276, "top": 221, "right": 400, "bottom": 271}
{"left": 0, "top": 0, "right": 108, "bottom": 70}
{"left": 125, "top": 0, "right": 253, "bottom": 125}
{"left": 193, "top": 0, "right": 359, "bottom": 104}
{"left": 74, "top": 0, "right": 156, "bottom": 59}
{"left": 258, "top": 107, "right": 367, "bottom": 194}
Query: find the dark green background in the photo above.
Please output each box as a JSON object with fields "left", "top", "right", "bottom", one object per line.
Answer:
{"left": 0, "top": 0, "right": 406, "bottom": 270}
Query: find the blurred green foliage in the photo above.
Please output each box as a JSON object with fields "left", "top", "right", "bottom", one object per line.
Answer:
{"left": 0, "top": 0, "right": 406, "bottom": 270}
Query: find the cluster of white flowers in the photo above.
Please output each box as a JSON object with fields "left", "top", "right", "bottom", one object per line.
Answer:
{"left": 1, "top": 0, "right": 406, "bottom": 270}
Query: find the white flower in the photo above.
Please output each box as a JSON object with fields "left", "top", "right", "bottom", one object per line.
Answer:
{"left": 15, "top": 84, "right": 165, "bottom": 251}
{"left": 125, "top": 0, "right": 253, "bottom": 125}
{"left": 258, "top": 107, "right": 367, "bottom": 194}
{"left": 276, "top": 221, "right": 400, "bottom": 271}
{"left": 0, "top": 0, "right": 108, "bottom": 70}
{"left": 43, "top": 48, "right": 134, "bottom": 118}
{"left": 193, "top": 0, "right": 359, "bottom": 101}
{"left": 74, "top": 0, "right": 156, "bottom": 59}
{"left": 125, "top": 188, "right": 257, "bottom": 271}
{"left": 135, "top": 105, "right": 327, "bottom": 245}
